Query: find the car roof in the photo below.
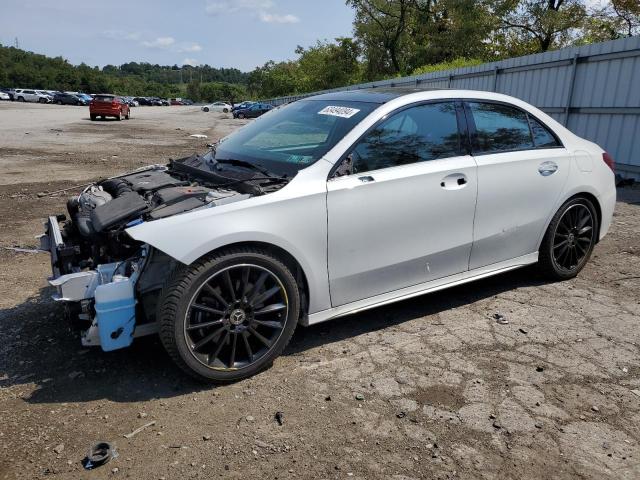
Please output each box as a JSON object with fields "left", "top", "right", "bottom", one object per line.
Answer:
{"left": 306, "top": 87, "right": 448, "bottom": 104}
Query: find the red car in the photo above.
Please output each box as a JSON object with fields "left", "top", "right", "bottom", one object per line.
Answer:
{"left": 89, "top": 95, "right": 130, "bottom": 121}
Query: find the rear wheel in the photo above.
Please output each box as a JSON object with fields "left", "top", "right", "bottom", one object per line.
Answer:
{"left": 90, "top": 114, "right": 96, "bottom": 121}
{"left": 538, "top": 197, "right": 598, "bottom": 280}
{"left": 17, "top": 96, "right": 24, "bottom": 102}
{"left": 57, "top": 100, "right": 63, "bottom": 105}
{"left": 158, "top": 248, "right": 300, "bottom": 382}
{"left": 39, "top": 98, "right": 46, "bottom": 104}
{"left": 117, "top": 110, "right": 123, "bottom": 121}
{"left": 203, "top": 107, "right": 209, "bottom": 112}
{"left": 238, "top": 113, "right": 245, "bottom": 119}
{"left": 223, "top": 108, "right": 229, "bottom": 113}
{"left": 125, "top": 110, "right": 130, "bottom": 119}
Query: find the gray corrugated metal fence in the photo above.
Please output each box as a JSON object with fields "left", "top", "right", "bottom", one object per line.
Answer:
{"left": 260, "top": 36, "right": 640, "bottom": 178}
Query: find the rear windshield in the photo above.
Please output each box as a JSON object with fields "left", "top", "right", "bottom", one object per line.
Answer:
{"left": 94, "top": 95, "right": 115, "bottom": 102}
{"left": 215, "top": 99, "right": 378, "bottom": 177}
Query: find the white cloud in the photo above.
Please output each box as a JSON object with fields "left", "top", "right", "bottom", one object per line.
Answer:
{"left": 182, "top": 58, "right": 200, "bottom": 67}
{"left": 259, "top": 12, "right": 299, "bottom": 24}
{"left": 141, "top": 36, "right": 176, "bottom": 49}
{"left": 206, "top": 0, "right": 273, "bottom": 15}
{"left": 206, "top": 0, "right": 299, "bottom": 24}
{"left": 176, "top": 43, "right": 203, "bottom": 53}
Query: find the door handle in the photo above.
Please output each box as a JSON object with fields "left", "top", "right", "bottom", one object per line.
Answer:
{"left": 538, "top": 161, "right": 558, "bottom": 176}
{"left": 358, "top": 175, "right": 375, "bottom": 183}
{"left": 440, "top": 173, "right": 468, "bottom": 190}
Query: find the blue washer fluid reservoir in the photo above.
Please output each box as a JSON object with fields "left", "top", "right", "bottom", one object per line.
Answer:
{"left": 94, "top": 275, "right": 136, "bottom": 351}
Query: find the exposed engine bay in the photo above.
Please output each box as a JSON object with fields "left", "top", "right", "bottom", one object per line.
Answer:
{"left": 41, "top": 150, "right": 289, "bottom": 351}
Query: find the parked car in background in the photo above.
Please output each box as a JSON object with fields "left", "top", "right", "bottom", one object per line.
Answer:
{"left": 170, "top": 98, "right": 183, "bottom": 105}
{"left": 181, "top": 99, "right": 194, "bottom": 105}
{"left": 232, "top": 102, "right": 273, "bottom": 119}
{"left": 53, "top": 92, "right": 87, "bottom": 105}
{"left": 121, "top": 96, "right": 138, "bottom": 107}
{"left": 77, "top": 93, "right": 93, "bottom": 104}
{"left": 14, "top": 89, "right": 52, "bottom": 103}
{"left": 134, "top": 97, "right": 152, "bottom": 106}
{"left": 232, "top": 101, "right": 254, "bottom": 112}
{"left": 1, "top": 88, "right": 14, "bottom": 100}
{"left": 36, "top": 90, "right": 54, "bottom": 102}
{"left": 201, "top": 101, "right": 232, "bottom": 113}
{"left": 0, "top": 91, "right": 10, "bottom": 101}
{"left": 89, "top": 94, "right": 130, "bottom": 120}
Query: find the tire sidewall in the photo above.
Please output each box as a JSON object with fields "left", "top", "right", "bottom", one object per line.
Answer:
{"left": 161, "top": 250, "right": 300, "bottom": 382}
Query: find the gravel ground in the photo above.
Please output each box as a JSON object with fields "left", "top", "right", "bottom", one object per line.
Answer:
{"left": 0, "top": 102, "right": 639, "bottom": 480}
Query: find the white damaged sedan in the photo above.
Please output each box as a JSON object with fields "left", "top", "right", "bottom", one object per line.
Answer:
{"left": 42, "top": 88, "right": 616, "bottom": 382}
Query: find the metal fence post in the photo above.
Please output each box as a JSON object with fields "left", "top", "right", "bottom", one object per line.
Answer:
{"left": 493, "top": 66, "right": 499, "bottom": 92}
{"left": 564, "top": 53, "right": 580, "bottom": 126}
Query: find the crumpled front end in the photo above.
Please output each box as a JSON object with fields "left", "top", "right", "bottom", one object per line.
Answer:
{"left": 40, "top": 153, "right": 275, "bottom": 352}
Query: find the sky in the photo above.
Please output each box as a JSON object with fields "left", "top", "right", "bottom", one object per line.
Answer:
{"left": 0, "top": 0, "right": 356, "bottom": 71}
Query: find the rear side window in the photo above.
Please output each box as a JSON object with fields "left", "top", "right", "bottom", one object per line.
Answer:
{"left": 352, "top": 102, "right": 461, "bottom": 173}
{"left": 529, "top": 116, "right": 560, "bottom": 148}
{"left": 94, "top": 95, "right": 114, "bottom": 102}
{"left": 468, "top": 102, "right": 533, "bottom": 153}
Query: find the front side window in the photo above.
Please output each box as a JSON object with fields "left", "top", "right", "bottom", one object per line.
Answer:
{"left": 468, "top": 102, "right": 534, "bottom": 153}
{"left": 350, "top": 102, "right": 461, "bottom": 174}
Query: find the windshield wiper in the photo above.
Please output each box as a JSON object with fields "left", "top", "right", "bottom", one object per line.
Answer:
{"left": 215, "top": 158, "right": 286, "bottom": 180}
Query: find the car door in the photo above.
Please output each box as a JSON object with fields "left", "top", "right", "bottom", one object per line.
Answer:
{"left": 326, "top": 101, "right": 478, "bottom": 307}
{"left": 464, "top": 101, "right": 570, "bottom": 270}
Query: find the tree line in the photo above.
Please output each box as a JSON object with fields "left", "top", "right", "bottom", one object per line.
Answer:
{"left": 1, "top": 1, "right": 637, "bottom": 102}
{"left": 0, "top": 44, "right": 249, "bottom": 101}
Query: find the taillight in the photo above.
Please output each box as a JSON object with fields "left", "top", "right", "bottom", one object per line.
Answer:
{"left": 602, "top": 152, "right": 615, "bottom": 172}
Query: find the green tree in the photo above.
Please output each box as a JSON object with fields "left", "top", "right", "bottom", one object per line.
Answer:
{"left": 498, "top": 0, "right": 588, "bottom": 54}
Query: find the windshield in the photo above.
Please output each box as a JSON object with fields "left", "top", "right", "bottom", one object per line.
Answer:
{"left": 214, "top": 99, "right": 378, "bottom": 177}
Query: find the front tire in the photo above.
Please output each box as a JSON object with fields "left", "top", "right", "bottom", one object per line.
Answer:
{"left": 158, "top": 248, "right": 300, "bottom": 383}
{"left": 538, "top": 196, "right": 598, "bottom": 280}
{"left": 203, "top": 107, "right": 209, "bottom": 112}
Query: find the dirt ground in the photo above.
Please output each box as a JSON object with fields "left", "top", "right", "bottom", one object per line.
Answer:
{"left": 0, "top": 102, "right": 639, "bottom": 480}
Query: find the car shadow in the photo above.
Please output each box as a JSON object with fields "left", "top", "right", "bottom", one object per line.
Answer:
{"left": 0, "top": 266, "right": 545, "bottom": 405}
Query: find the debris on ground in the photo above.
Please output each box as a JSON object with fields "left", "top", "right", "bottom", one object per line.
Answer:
{"left": 123, "top": 421, "right": 157, "bottom": 439}
{"left": 189, "top": 134, "right": 208, "bottom": 139}
{"left": 274, "top": 411, "right": 284, "bottom": 426}
{"left": 493, "top": 313, "right": 509, "bottom": 324}
{"left": 53, "top": 444, "right": 64, "bottom": 454}
{"left": 82, "top": 442, "right": 117, "bottom": 470}
{"left": 355, "top": 393, "right": 365, "bottom": 401}
{"left": 519, "top": 328, "right": 528, "bottom": 334}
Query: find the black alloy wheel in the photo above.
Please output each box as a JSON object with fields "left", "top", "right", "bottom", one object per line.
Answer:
{"left": 539, "top": 197, "right": 598, "bottom": 279}
{"left": 184, "top": 264, "right": 288, "bottom": 370}
{"left": 552, "top": 203, "right": 595, "bottom": 272}
{"left": 159, "top": 248, "right": 300, "bottom": 382}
